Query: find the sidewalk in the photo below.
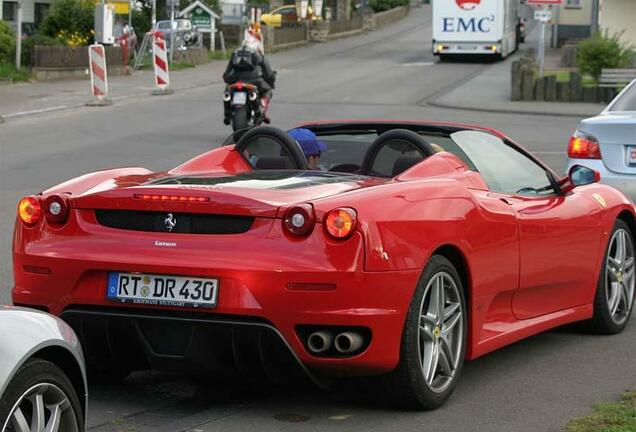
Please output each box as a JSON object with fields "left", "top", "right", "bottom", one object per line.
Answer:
{"left": 0, "top": 61, "right": 228, "bottom": 120}
{"left": 430, "top": 24, "right": 606, "bottom": 118}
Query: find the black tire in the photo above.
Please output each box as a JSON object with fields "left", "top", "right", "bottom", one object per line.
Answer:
{"left": 589, "top": 219, "right": 635, "bottom": 334}
{"left": 384, "top": 255, "right": 467, "bottom": 410}
{"left": 232, "top": 107, "right": 249, "bottom": 131}
{"left": 0, "top": 358, "right": 84, "bottom": 432}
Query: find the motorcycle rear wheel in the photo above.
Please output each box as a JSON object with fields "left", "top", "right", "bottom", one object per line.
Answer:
{"left": 232, "top": 107, "right": 249, "bottom": 131}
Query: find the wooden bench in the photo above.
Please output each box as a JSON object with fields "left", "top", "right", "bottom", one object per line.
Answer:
{"left": 599, "top": 68, "right": 636, "bottom": 88}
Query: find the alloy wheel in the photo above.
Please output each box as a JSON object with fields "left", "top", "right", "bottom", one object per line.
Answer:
{"left": 605, "top": 228, "right": 635, "bottom": 325}
{"left": 417, "top": 271, "right": 464, "bottom": 393}
{"left": 3, "top": 383, "right": 79, "bottom": 432}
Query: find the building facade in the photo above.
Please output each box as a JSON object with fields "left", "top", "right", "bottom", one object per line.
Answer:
{"left": 1, "top": 0, "right": 54, "bottom": 34}
{"left": 598, "top": 0, "right": 636, "bottom": 45}
{"left": 553, "top": 0, "right": 598, "bottom": 46}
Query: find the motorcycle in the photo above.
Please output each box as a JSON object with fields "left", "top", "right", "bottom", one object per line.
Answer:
{"left": 223, "top": 82, "right": 267, "bottom": 131}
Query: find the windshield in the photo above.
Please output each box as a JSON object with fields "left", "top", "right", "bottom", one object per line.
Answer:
{"left": 609, "top": 82, "right": 636, "bottom": 111}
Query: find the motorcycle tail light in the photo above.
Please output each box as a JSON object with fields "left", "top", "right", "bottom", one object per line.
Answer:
{"left": 283, "top": 204, "right": 315, "bottom": 236}
{"left": 249, "top": 92, "right": 258, "bottom": 101}
{"left": 324, "top": 207, "right": 357, "bottom": 240}
{"left": 18, "top": 196, "right": 42, "bottom": 226}
{"left": 44, "top": 195, "right": 69, "bottom": 224}
{"left": 568, "top": 132, "right": 601, "bottom": 159}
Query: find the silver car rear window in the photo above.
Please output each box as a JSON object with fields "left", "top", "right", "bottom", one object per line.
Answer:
{"left": 609, "top": 83, "right": 636, "bottom": 111}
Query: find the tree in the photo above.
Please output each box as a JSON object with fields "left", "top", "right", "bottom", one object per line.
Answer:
{"left": 38, "top": 0, "right": 95, "bottom": 43}
{"left": 576, "top": 30, "right": 634, "bottom": 82}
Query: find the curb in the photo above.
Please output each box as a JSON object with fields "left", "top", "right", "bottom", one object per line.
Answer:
{"left": 427, "top": 99, "right": 601, "bottom": 118}
{"left": 0, "top": 78, "right": 224, "bottom": 122}
{"left": 424, "top": 66, "right": 602, "bottom": 119}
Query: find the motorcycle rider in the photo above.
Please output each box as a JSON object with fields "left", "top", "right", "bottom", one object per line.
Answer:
{"left": 223, "top": 23, "right": 277, "bottom": 125}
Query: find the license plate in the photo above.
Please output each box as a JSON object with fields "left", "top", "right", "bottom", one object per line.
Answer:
{"left": 627, "top": 146, "right": 636, "bottom": 165}
{"left": 107, "top": 272, "right": 218, "bottom": 308}
{"left": 232, "top": 92, "right": 247, "bottom": 105}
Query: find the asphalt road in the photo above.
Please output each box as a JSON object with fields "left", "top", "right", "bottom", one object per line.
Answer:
{"left": 1, "top": 5, "right": 635, "bottom": 432}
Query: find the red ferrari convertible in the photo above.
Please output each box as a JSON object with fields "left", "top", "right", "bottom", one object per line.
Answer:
{"left": 12, "top": 121, "right": 636, "bottom": 409}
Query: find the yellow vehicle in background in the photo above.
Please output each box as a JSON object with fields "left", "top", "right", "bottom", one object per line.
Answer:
{"left": 260, "top": 4, "right": 321, "bottom": 27}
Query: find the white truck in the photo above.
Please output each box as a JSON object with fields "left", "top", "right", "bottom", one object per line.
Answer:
{"left": 432, "top": 0, "right": 520, "bottom": 59}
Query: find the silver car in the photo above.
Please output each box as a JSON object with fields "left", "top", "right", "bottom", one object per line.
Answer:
{"left": 566, "top": 79, "right": 636, "bottom": 200}
{"left": 0, "top": 307, "right": 86, "bottom": 432}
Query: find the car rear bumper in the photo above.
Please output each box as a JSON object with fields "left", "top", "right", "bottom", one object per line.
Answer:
{"left": 566, "top": 159, "right": 636, "bottom": 202}
{"left": 13, "top": 248, "right": 419, "bottom": 378}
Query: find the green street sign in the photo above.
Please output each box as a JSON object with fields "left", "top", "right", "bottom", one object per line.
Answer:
{"left": 191, "top": 6, "right": 212, "bottom": 28}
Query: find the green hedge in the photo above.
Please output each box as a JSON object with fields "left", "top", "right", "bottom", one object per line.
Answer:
{"left": 0, "top": 21, "right": 16, "bottom": 64}
{"left": 369, "top": 0, "right": 408, "bottom": 13}
{"left": 577, "top": 30, "right": 633, "bottom": 82}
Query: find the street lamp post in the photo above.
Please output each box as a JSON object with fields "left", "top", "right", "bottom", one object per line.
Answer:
{"left": 15, "top": 0, "right": 22, "bottom": 69}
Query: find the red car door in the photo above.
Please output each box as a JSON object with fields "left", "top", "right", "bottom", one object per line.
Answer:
{"left": 452, "top": 130, "right": 605, "bottom": 319}
{"left": 501, "top": 193, "right": 604, "bottom": 319}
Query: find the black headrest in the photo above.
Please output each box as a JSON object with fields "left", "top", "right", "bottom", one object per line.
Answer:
{"left": 255, "top": 156, "right": 293, "bottom": 170}
{"left": 392, "top": 155, "right": 423, "bottom": 176}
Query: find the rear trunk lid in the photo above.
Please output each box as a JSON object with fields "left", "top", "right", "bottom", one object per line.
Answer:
{"left": 72, "top": 170, "right": 386, "bottom": 219}
{"left": 580, "top": 113, "right": 636, "bottom": 174}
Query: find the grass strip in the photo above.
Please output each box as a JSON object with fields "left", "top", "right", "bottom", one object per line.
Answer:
{"left": 565, "top": 391, "right": 636, "bottom": 432}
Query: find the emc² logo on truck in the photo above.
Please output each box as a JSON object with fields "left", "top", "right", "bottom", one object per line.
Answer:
{"left": 442, "top": 0, "right": 494, "bottom": 33}
{"left": 456, "top": 0, "right": 481, "bottom": 10}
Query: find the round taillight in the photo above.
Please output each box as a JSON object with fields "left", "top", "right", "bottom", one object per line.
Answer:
{"left": 44, "top": 195, "right": 69, "bottom": 224}
{"left": 18, "top": 196, "right": 42, "bottom": 226}
{"left": 324, "top": 208, "right": 357, "bottom": 240}
{"left": 283, "top": 204, "right": 315, "bottom": 236}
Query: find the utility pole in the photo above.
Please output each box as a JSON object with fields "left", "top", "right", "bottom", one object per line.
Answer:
{"left": 151, "top": 0, "right": 157, "bottom": 28}
{"left": 169, "top": 0, "right": 175, "bottom": 63}
{"left": 15, "top": 0, "right": 22, "bottom": 69}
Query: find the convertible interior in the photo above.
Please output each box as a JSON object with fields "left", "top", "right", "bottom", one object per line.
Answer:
{"left": 224, "top": 123, "right": 481, "bottom": 178}
{"left": 217, "top": 122, "right": 564, "bottom": 197}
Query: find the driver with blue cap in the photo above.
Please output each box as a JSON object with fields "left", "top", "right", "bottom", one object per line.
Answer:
{"left": 288, "top": 128, "right": 327, "bottom": 170}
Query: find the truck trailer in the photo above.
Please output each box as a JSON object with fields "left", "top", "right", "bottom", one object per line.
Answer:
{"left": 432, "top": 0, "right": 520, "bottom": 59}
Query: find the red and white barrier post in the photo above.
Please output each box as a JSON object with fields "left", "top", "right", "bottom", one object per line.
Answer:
{"left": 87, "top": 43, "right": 112, "bottom": 106}
{"left": 152, "top": 31, "right": 173, "bottom": 95}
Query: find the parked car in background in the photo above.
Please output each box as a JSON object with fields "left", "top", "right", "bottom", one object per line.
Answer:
{"left": 154, "top": 19, "right": 200, "bottom": 52}
{"left": 260, "top": 4, "right": 321, "bottom": 27}
{"left": 566, "top": 79, "right": 636, "bottom": 201}
{"left": 0, "top": 306, "right": 86, "bottom": 432}
{"left": 261, "top": 5, "right": 298, "bottom": 27}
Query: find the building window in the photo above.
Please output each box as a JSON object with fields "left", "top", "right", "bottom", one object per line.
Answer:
{"left": 2, "top": 1, "right": 17, "bottom": 21}
{"left": 34, "top": 3, "right": 51, "bottom": 27}
{"left": 565, "top": 0, "right": 582, "bottom": 8}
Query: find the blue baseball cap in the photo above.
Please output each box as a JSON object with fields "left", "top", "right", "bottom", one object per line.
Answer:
{"left": 288, "top": 128, "right": 327, "bottom": 157}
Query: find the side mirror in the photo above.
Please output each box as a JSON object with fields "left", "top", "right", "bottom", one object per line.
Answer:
{"left": 562, "top": 164, "right": 600, "bottom": 193}
{"left": 570, "top": 164, "right": 600, "bottom": 186}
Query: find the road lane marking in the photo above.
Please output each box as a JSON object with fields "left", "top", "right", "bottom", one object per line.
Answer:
{"left": 402, "top": 62, "right": 435, "bottom": 67}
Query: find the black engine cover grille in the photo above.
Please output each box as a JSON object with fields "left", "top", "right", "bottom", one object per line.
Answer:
{"left": 95, "top": 209, "right": 254, "bottom": 234}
